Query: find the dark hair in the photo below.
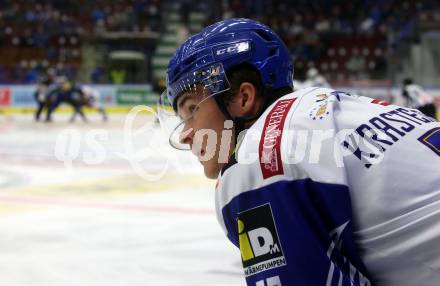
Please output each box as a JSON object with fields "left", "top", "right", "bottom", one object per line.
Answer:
{"left": 222, "top": 63, "right": 293, "bottom": 107}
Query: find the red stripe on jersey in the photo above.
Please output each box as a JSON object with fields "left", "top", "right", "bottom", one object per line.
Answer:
{"left": 371, "top": 99, "right": 390, "bottom": 106}
{"left": 259, "top": 98, "right": 296, "bottom": 179}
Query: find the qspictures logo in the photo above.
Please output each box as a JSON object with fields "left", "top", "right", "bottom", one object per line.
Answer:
{"left": 238, "top": 204, "right": 286, "bottom": 277}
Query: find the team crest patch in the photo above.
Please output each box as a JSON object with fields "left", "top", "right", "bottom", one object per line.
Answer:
{"left": 309, "top": 91, "right": 354, "bottom": 120}
{"left": 237, "top": 204, "right": 286, "bottom": 277}
{"left": 418, "top": 127, "right": 440, "bottom": 156}
{"left": 309, "top": 93, "right": 333, "bottom": 120}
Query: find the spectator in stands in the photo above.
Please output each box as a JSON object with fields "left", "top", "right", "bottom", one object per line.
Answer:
{"left": 0, "top": 0, "right": 438, "bottom": 84}
{"left": 90, "top": 66, "right": 104, "bottom": 83}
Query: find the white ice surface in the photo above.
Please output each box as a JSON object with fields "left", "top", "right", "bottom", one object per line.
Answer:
{"left": 0, "top": 113, "right": 245, "bottom": 286}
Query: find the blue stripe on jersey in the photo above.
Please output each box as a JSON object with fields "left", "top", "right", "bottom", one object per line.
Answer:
{"left": 221, "top": 179, "right": 373, "bottom": 286}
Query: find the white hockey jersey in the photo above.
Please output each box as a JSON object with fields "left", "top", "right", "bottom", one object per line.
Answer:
{"left": 215, "top": 87, "right": 440, "bottom": 286}
{"left": 81, "top": 85, "right": 102, "bottom": 108}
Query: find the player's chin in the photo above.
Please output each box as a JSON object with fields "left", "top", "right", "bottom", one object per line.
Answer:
{"left": 202, "top": 161, "right": 222, "bottom": 179}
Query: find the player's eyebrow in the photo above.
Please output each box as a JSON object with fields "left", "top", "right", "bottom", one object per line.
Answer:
{"left": 177, "top": 95, "right": 194, "bottom": 111}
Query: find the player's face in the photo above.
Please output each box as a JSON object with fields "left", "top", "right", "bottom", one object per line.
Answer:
{"left": 176, "top": 91, "right": 235, "bottom": 179}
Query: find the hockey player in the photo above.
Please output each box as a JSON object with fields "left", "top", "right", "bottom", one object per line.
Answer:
{"left": 160, "top": 19, "right": 440, "bottom": 285}
{"left": 402, "top": 78, "right": 437, "bottom": 118}
{"left": 45, "top": 77, "right": 87, "bottom": 122}
{"left": 303, "top": 67, "right": 331, "bottom": 88}
{"left": 34, "top": 68, "right": 56, "bottom": 121}
{"left": 71, "top": 85, "right": 108, "bottom": 122}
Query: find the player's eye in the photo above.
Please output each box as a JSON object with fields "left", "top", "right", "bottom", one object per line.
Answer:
{"left": 188, "top": 104, "right": 197, "bottom": 114}
{"left": 179, "top": 104, "right": 196, "bottom": 121}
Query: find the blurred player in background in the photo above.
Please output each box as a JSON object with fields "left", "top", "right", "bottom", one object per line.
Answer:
{"left": 161, "top": 18, "right": 440, "bottom": 286}
{"left": 73, "top": 85, "right": 108, "bottom": 122}
{"left": 45, "top": 76, "right": 87, "bottom": 123}
{"left": 402, "top": 78, "right": 437, "bottom": 118}
{"left": 303, "top": 67, "right": 331, "bottom": 88}
{"left": 34, "top": 68, "right": 56, "bottom": 121}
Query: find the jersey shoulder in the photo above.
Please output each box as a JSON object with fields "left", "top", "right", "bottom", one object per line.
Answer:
{"left": 217, "top": 88, "right": 339, "bottom": 209}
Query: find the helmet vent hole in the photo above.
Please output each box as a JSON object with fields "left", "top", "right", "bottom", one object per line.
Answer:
{"left": 183, "top": 54, "right": 197, "bottom": 67}
{"left": 255, "top": 30, "right": 273, "bottom": 42}
{"left": 185, "top": 55, "right": 197, "bottom": 65}
{"left": 269, "top": 47, "right": 278, "bottom": 57}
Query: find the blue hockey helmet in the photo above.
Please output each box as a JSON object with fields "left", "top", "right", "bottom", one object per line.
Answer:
{"left": 158, "top": 18, "right": 293, "bottom": 150}
{"left": 165, "top": 18, "right": 293, "bottom": 110}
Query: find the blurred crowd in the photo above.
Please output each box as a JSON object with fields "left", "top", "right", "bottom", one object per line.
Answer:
{"left": 90, "top": 0, "right": 161, "bottom": 34}
{"left": 0, "top": 0, "right": 161, "bottom": 83}
{"left": 0, "top": 0, "right": 439, "bottom": 84}
{"left": 208, "top": 0, "right": 440, "bottom": 81}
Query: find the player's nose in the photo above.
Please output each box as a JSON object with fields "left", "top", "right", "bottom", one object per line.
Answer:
{"left": 179, "top": 122, "right": 194, "bottom": 147}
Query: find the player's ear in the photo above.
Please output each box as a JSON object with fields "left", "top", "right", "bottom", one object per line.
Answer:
{"left": 229, "top": 82, "right": 260, "bottom": 117}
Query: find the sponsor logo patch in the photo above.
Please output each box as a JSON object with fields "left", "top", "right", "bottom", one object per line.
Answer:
{"left": 259, "top": 98, "right": 296, "bottom": 179}
{"left": 238, "top": 204, "right": 286, "bottom": 277}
